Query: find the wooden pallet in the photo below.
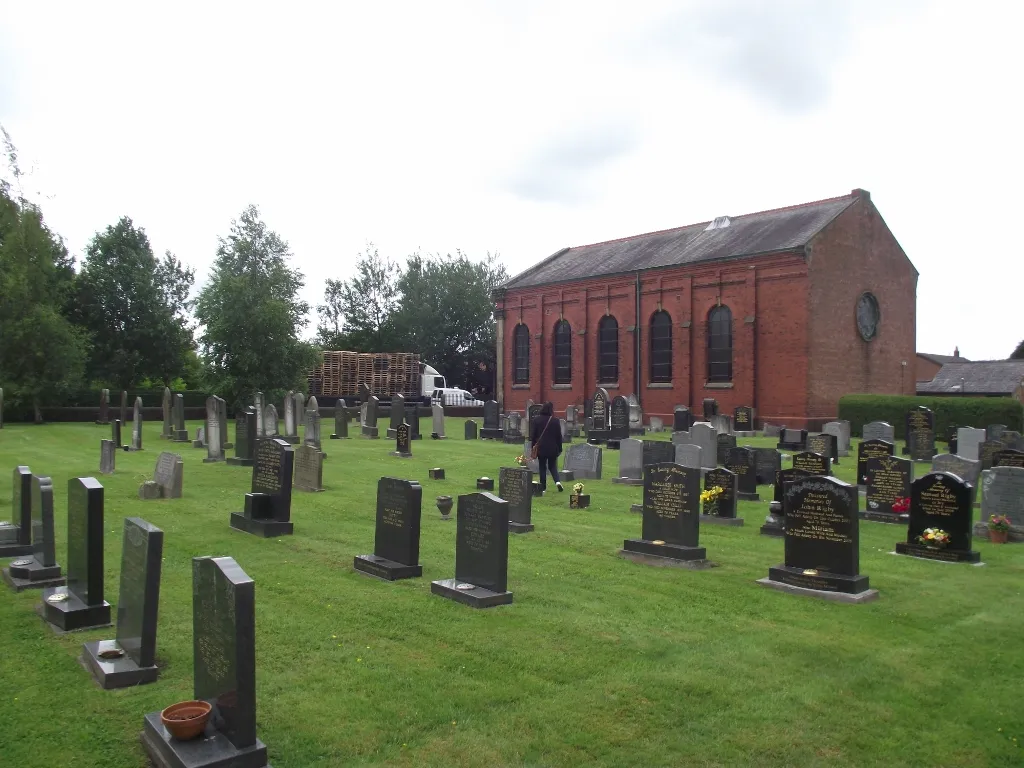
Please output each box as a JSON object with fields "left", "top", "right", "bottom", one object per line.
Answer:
{"left": 308, "top": 352, "right": 421, "bottom": 400}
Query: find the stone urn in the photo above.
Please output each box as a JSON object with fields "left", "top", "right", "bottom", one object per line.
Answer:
{"left": 436, "top": 495, "right": 453, "bottom": 521}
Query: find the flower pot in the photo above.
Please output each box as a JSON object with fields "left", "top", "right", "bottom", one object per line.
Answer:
{"left": 436, "top": 495, "right": 453, "bottom": 520}
{"left": 990, "top": 528, "right": 1009, "bottom": 544}
{"left": 160, "top": 700, "right": 212, "bottom": 741}
{"left": 569, "top": 494, "right": 590, "bottom": 509}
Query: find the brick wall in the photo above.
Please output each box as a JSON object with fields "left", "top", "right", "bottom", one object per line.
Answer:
{"left": 806, "top": 191, "right": 918, "bottom": 424}
{"left": 915, "top": 354, "right": 942, "bottom": 382}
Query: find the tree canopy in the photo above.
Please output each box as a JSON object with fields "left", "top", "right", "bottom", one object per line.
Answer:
{"left": 1011, "top": 340, "right": 1024, "bottom": 360}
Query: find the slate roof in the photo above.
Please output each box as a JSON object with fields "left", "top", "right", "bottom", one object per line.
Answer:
{"left": 503, "top": 193, "right": 860, "bottom": 290}
{"left": 916, "top": 361, "right": 1024, "bottom": 395}
{"left": 918, "top": 353, "right": 971, "bottom": 365}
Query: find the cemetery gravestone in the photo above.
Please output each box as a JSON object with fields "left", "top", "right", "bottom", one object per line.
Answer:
{"left": 204, "top": 396, "right": 225, "bottom": 463}
{"left": 3, "top": 475, "right": 65, "bottom": 591}
{"left": 304, "top": 408, "right": 322, "bottom": 450}
{"left": 139, "top": 452, "right": 183, "bottom": 500}
{"left": 613, "top": 439, "right": 644, "bottom": 485}
{"left": 141, "top": 556, "right": 271, "bottom": 767}
{"left": 219, "top": 397, "right": 233, "bottom": 449}
{"left": 331, "top": 400, "right": 350, "bottom": 439}
{"left": 711, "top": 414, "right": 732, "bottom": 437}
{"left": 690, "top": 423, "right": 718, "bottom": 469}
{"left": 499, "top": 466, "right": 534, "bottom": 533}
{"left": 931, "top": 453, "right": 981, "bottom": 504}
{"left": 589, "top": 388, "right": 611, "bottom": 443}
{"left": 979, "top": 440, "right": 1004, "bottom": 470}
{"left": 752, "top": 447, "right": 782, "bottom": 486}
{"left": 112, "top": 419, "right": 122, "bottom": 449}
{"left": 793, "top": 451, "right": 830, "bottom": 476}
{"left": 388, "top": 393, "right": 405, "bottom": 439}
{"left": 465, "top": 419, "right": 478, "bottom": 440}
{"left": 759, "top": 476, "right": 876, "bottom": 601}
{"left": 391, "top": 422, "right": 412, "bottom": 458}
{"left": 407, "top": 402, "right": 422, "bottom": 440}
{"left": 733, "top": 406, "right": 754, "bottom": 435}
{"left": 649, "top": 416, "right": 664, "bottom": 433}
{"left": 674, "top": 406, "right": 695, "bottom": 433}
{"left": 956, "top": 427, "right": 986, "bottom": 462}
{"left": 0, "top": 466, "right": 33, "bottom": 558}
{"left": 254, "top": 392, "right": 266, "bottom": 437}
{"left": 627, "top": 395, "right": 645, "bottom": 436}
{"left": 863, "top": 421, "right": 895, "bottom": 443}
{"left": 354, "top": 478, "right": 424, "bottom": 580}
{"left": 806, "top": 433, "right": 837, "bottom": 464}
{"left": 608, "top": 395, "right": 630, "bottom": 446}
{"left": 227, "top": 411, "right": 256, "bottom": 466}
{"left": 674, "top": 443, "right": 703, "bottom": 471}
{"left": 82, "top": 518, "right": 163, "bottom": 688}
{"left": 120, "top": 390, "right": 128, "bottom": 429}
{"left": 863, "top": 456, "right": 913, "bottom": 523}
{"left": 896, "top": 472, "right": 980, "bottom": 562}
{"left": 171, "top": 394, "right": 189, "bottom": 442}
{"left": 858, "top": 439, "right": 894, "bottom": 485}
{"left": 975, "top": 466, "right": 1024, "bottom": 541}
{"left": 986, "top": 424, "right": 1007, "bottom": 440}
{"left": 824, "top": 421, "right": 849, "bottom": 456}
{"left": 100, "top": 440, "right": 116, "bottom": 475}
{"left": 130, "top": 397, "right": 145, "bottom": 452}
{"left": 702, "top": 398, "right": 718, "bottom": 419}
{"left": 702, "top": 467, "right": 741, "bottom": 526}
{"left": 41, "top": 477, "right": 112, "bottom": 631}
{"left": 96, "top": 388, "right": 110, "bottom": 424}
{"left": 671, "top": 430, "right": 690, "bottom": 446}
{"left": 774, "top": 468, "right": 813, "bottom": 505}
{"left": 946, "top": 425, "right": 958, "bottom": 454}
{"left": 643, "top": 439, "right": 676, "bottom": 469}
{"left": 994, "top": 449, "right": 1024, "bottom": 468}
{"left": 762, "top": 423, "right": 781, "bottom": 438}
{"left": 777, "top": 428, "right": 807, "bottom": 451}
{"left": 263, "top": 404, "right": 279, "bottom": 437}
{"left": 230, "top": 438, "right": 296, "bottom": 537}
{"left": 905, "top": 407, "right": 936, "bottom": 460}
{"left": 358, "top": 382, "right": 370, "bottom": 403}
{"left": 293, "top": 443, "right": 325, "bottom": 492}
{"left": 431, "top": 403, "right": 447, "bottom": 439}
{"left": 431, "top": 492, "right": 513, "bottom": 608}
{"left": 362, "top": 396, "right": 380, "bottom": 438}
{"left": 563, "top": 442, "right": 603, "bottom": 480}
{"left": 192, "top": 425, "right": 206, "bottom": 448}
{"left": 161, "top": 387, "right": 172, "bottom": 439}
{"left": 282, "top": 390, "right": 299, "bottom": 444}
{"left": 726, "top": 447, "right": 760, "bottom": 501}
{"left": 716, "top": 433, "right": 737, "bottom": 466}
{"left": 621, "top": 463, "right": 707, "bottom": 565}
{"left": 480, "top": 401, "right": 504, "bottom": 440}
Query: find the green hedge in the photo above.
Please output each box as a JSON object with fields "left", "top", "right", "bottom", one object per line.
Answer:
{"left": 838, "top": 395, "right": 1024, "bottom": 439}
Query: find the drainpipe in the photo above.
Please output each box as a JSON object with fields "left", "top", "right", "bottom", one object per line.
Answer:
{"left": 635, "top": 271, "right": 642, "bottom": 403}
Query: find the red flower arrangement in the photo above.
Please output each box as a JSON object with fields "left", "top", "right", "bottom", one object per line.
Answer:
{"left": 892, "top": 497, "right": 910, "bottom": 515}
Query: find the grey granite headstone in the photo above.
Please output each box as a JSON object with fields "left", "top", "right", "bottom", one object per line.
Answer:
{"left": 170, "top": 394, "right": 188, "bottom": 442}
{"left": 614, "top": 439, "right": 643, "bottom": 483}
{"left": 499, "top": 466, "right": 534, "bottom": 533}
{"left": 100, "top": 440, "right": 116, "bottom": 474}
{"left": 976, "top": 466, "right": 1024, "bottom": 541}
{"left": 129, "top": 397, "right": 144, "bottom": 451}
{"left": 710, "top": 414, "right": 732, "bottom": 436}
{"left": 293, "top": 443, "right": 325, "bottom": 492}
{"left": 671, "top": 430, "right": 690, "bottom": 446}
{"left": 562, "top": 442, "right": 602, "bottom": 480}
{"left": 956, "top": 427, "right": 986, "bottom": 462}
{"left": 362, "top": 396, "right": 380, "bottom": 438}
{"left": 824, "top": 422, "right": 848, "bottom": 457}
{"left": 388, "top": 393, "right": 405, "bottom": 438}
{"left": 690, "top": 423, "right": 717, "bottom": 469}
{"left": 192, "top": 426, "right": 206, "bottom": 448}
{"left": 863, "top": 421, "right": 894, "bottom": 443}
{"left": 762, "top": 423, "right": 781, "bottom": 438}
{"left": 139, "top": 452, "right": 183, "bottom": 500}
{"left": 254, "top": 392, "right": 265, "bottom": 437}
{"left": 263, "top": 404, "right": 278, "bottom": 437}
{"left": 283, "top": 390, "right": 298, "bottom": 442}
{"left": 649, "top": 416, "right": 664, "bottom": 433}
{"left": 431, "top": 403, "right": 446, "bottom": 439}
{"left": 986, "top": 424, "right": 1007, "bottom": 441}
{"left": 674, "top": 443, "right": 702, "bottom": 470}
{"left": 204, "top": 396, "right": 225, "bottom": 463}
{"left": 161, "top": 387, "right": 172, "bottom": 439}
{"left": 304, "top": 409, "right": 322, "bottom": 450}
{"left": 931, "top": 453, "right": 981, "bottom": 503}
{"left": 465, "top": 419, "right": 478, "bottom": 440}
{"left": 96, "top": 388, "right": 111, "bottom": 424}
{"left": 120, "top": 390, "right": 128, "bottom": 428}
{"left": 331, "top": 401, "right": 349, "bottom": 439}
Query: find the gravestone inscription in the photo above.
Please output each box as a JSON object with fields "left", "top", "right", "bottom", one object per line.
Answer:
{"left": 863, "top": 456, "right": 913, "bottom": 523}
{"left": 726, "top": 446, "right": 759, "bottom": 500}
{"left": 857, "top": 439, "right": 894, "bottom": 485}
{"left": 793, "top": 451, "right": 830, "bottom": 476}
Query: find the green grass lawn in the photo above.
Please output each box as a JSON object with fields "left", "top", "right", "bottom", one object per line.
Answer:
{"left": 0, "top": 421, "right": 1022, "bottom": 767}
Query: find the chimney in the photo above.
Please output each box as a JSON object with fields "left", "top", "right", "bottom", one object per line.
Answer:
{"left": 954, "top": 346, "right": 960, "bottom": 359}
{"left": 851, "top": 188, "right": 871, "bottom": 201}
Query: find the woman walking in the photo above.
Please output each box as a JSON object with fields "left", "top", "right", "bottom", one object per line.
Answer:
{"left": 530, "top": 401, "right": 564, "bottom": 495}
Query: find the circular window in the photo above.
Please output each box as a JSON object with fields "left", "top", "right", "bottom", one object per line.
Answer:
{"left": 856, "top": 292, "right": 880, "bottom": 341}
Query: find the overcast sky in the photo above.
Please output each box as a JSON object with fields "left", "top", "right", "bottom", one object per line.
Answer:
{"left": 1, "top": 1, "right": 1020, "bottom": 361}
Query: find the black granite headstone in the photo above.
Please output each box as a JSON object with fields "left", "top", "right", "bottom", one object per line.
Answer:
{"left": 0, "top": 465, "right": 32, "bottom": 557}
{"left": 141, "top": 556, "right": 270, "bottom": 767}
{"left": 725, "top": 446, "right": 759, "bottom": 501}
{"left": 857, "top": 439, "right": 894, "bottom": 485}
{"left": 41, "top": 477, "right": 111, "bottom": 631}
{"left": 807, "top": 433, "right": 839, "bottom": 464}
{"left": 589, "top": 388, "right": 611, "bottom": 443}
{"left": 431, "top": 492, "right": 512, "bottom": 608}
{"left": 716, "top": 433, "right": 737, "bottom": 466}
{"left": 702, "top": 467, "right": 739, "bottom": 523}
{"left": 752, "top": 447, "right": 782, "bottom": 486}
{"left": 499, "top": 466, "right": 534, "bottom": 533}
{"left": 391, "top": 421, "right": 412, "bottom": 457}
{"left": 82, "top": 517, "right": 163, "bottom": 688}
{"left": 607, "top": 395, "right": 629, "bottom": 445}
{"left": 896, "top": 472, "right": 980, "bottom": 562}
{"left": 481, "top": 400, "right": 503, "bottom": 440}
{"left": 231, "top": 438, "right": 295, "bottom": 537}
{"left": 465, "top": 420, "right": 479, "bottom": 440}
{"left": 702, "top": 398, "right": 718, "bottom": 419}
{"left": 773, "top": 468, "right": 812, "bottom": 505}
{"left": 863, "top": 456, "right": 913, "bottom": 523}
{"left": 330, "top": 401, "right": 349, "bottom": 440}
{"left": 3, "top": 474, "right": 65, "bottom": 591}
{"left": 905, "top": 406, "right": 936, "bottom": 459}
{"left": 765, "top": 476, "right": 871, "bottom": 596}
{"left": 642, "top": 440, "right": 675, "bottom": 469}
{"left": 673, "top": 406, "right": 694, "bottom": 433}
{"left": 777, "top": 428, "right": 807, "bottom": 451}
{"left": 354, "top": 478, "right": 423, "bottom": 580}
{"left": 733, "top": 406, "right": 754, "bottom": 432}
{"left": 621, "top": 463, "right": 706, "bottom": 563}
{"left": 793, "top": 451, "right": 830, "bottom": 476}
{"left": 227, "top": 410, "right": 257, "bottom": 466}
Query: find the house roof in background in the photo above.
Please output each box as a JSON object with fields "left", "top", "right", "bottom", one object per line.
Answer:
{"left": 502, "top": 193, "right": 861, "bottom": 290}
{"left": 916, "top": 361, "right": 1024, "bottom": 395}
{"left": 918, "top": 352, "right": 971, "bottom": 365}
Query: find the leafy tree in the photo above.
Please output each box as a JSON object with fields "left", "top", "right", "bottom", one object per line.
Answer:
{"left": 0, "top": 127, "right": 88, "bottom": 421}
{"left": 316, "top": 243, "right": 401, "bottom": 351}
{"left": 1011, "top": 340, "right": 1024, "bottom": 360}
{"left": 195, "top": 205, "right": 318, "bottom": 407}
{"left": 71, "top": 218, "right": 196, "bottom": 388}
{"left": 391, "top": 250, "right": 507, "bottom": 388}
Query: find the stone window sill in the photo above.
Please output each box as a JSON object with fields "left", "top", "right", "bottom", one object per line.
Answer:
{"left": 648, "top": 383, "right": 673, "bottom": 389}
{"left": 704, "top": 382, "right": 734, "bottom": 389}
{"left": 596, "top": 382, "right": 619, "bottom": 390}
{"left": 551, "top": 384, "right": 573, "bottom": 390}
{"left": 512, "top": 384, "right": 531, "bottom": 390}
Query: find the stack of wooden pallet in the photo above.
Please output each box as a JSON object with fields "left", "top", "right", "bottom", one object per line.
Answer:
{"left": 307, "top": 352, "right": 421, "bottom": 400}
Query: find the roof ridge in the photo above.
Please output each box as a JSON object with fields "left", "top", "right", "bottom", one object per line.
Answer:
{"left": 567, "top": 192, "right": 856, "bottom": 252}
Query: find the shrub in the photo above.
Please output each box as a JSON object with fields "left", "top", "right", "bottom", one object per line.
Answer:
{"left": 838, "top": 395, "right": 1024, "bottom": 439}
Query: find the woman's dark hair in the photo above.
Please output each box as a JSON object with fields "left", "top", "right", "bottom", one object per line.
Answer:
{"left": 540, "top": 401, "right": 554, "bottom": 416}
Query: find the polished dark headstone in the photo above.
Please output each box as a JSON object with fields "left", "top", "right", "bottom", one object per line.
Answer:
{"left": 905, "top": 406, "right": 936, "bottom": 459}
{"left": 355, "top": 478, "right": 423, "bottom": 580}
{"left": 387, "top": 393, "right": 406, "bottom": 439}
{"left": 621, "top": 463, "right": 706, "bottom": 564}
{"left": 751, "top": 447, "right": 782, "bottom": 485}
{"left": 725, "top": 446, "right": 759, "bottom": 501}
{"left": 777, "top": 428, "right": 807, "bottom": 451}
{"left": 0, "top": 465, "right": 33, "bottom": 558}
{"left": 330, "top": 401, "right": 349, "bottom": 440}
{"left": 588, "top": 387, "right": 611, "bottom": 443}
{"left": 793, "top": 451, "right": 830, "bottom": 476}
{"left": 231, "top": 438, "right": 295, "bottom": 537}
{"left": 480, "top": 401, "right": 503, "bottom": 440}
{"left": 41, "top": 478, "right": 111, "bottom": 632}
{"left": 83, "top": 518, "right": 163, "bottom": 688}
{"left": 673, "top": 406, "right": 695, "bottom": 433}
{"left": 716, "top": 433, "right": 737, "bottom": 466}
{"left": 702, "top": 467, "right": 741, "bottom": 526}
{"left": 390, "top": 421, "right": 412, "bottom": 457}
{"left": 431, "top": 492, "right": 512, "bottom": 608}
{"left": 896, "top": 472, "right": 979, "bottom": 563}
{"left": 862, "top": 456, "right": 912, "bottom": 523}
{"left": 608, "top": 395, "right": 630, "bottom": 445}
{"left": 3, "top": 474, "right": 65, "bottom": 591}
{"left": 499, "top": 466, "right": 533, "bottom": 533}
{"left": 465, "top": 419, "right": 479, "bottom": 440}
{"left": 733, "top": 406, "right": 754, "bottom": 432}
{"left": 227, "top": 410, "right": 257, "bottom": 466}
{"left": 857, "top": 439, "right": 894, "bottom": 485}
{"left": 140, "top": 556, "right": 270, "bottom": 768}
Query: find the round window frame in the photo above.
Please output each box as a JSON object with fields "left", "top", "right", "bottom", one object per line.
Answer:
{"left": 855, "top": 292, "right": 880, "bottom": 342}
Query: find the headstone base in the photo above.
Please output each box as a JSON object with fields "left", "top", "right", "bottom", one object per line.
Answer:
{"left": 226, "top": 457, "right": 255, "bottom": 467}
{"left": 480, "top": 428, "right": 505, "bottom": 440}
{"left": 759, "top": 524, "right": 785, "bottom": 537}
{"left": 700, "top": 514, "right": 744, "bottom": 526}
{"left": 0, "top": 540, "right": 32, "bottom": 558}
{"left": 39, "top": 588, "right": 112, "bottom": 632}
{"left": 733, "top": 431, "right": 757, "bottom": 438}
{"left": 606, "top": 440, "right": 621, "bottom": 450}
{"left": 81, "top": 639, "right": 159, "bottom": 689}
{"left": 621, "top": 538, "right": 707, "bottom": 563}
{"left": 894, "top": 543, "right": 981, "bottom": 563}
{"left": 3, "top": 559, "right": 65, "bottom": 592}
{"left": 428, "top": 469, "right": 446, "bottom": 480}
{"left": 280, "top": 435, "right": 300, "bottom": 444}
{"left": 430, "top": 433, "right": 446, "bottom": 440}
{"left": 612, "top": 477, "right": 644, "bottom": 486}
{"left": 229, "top": 514, "right": 294, "bottom": 538}
{"left": 361, "top": 428, "right": 380, "bottom": 439}
{"left": 776, "top": 441, "right": 804, "bottom": 451}
{"left": 859, "top": 511, "right": 909, "bottom": 525}
{"left": 476, "top": 478, "right": 494, "bottom": 491}
{"left": 736, "top": 492, "right": 760, "bottom": 502}
{"left": 389, "top": 451, "right": 412, "bottom": 458}
{"left": 569, "top": 494, "right": 590, "bottom": 509}
{"left": 353, "top": 554, "right": 423, "bottom": 581}
{"left": 329, "top": 434, "right": 350, "bottom": 440}
{"left": 509, "top": 520, "right": 535, "bottom": 534}
{"left": 171, "top": 431, "right": 190, "bottom": 442}
{"left": 430, "top": 577, "right": 513, "bottom": 608}
{"left": 202, "top": 456, "right": 225, "bottom": 464}
{"left": 756, "top": 577, "right": 878, "bottom": 604}
{"left": 192, "top": 439, "right": 205, "bottom": 448}
{"left": 558, "top": 470, "right": 575, "bottom": 483}
{"left": 141, "top": 712, "right": 271, "bottom": 768}
{"left": 630, "top": 504, "right": 643, "bottom": 514}
{"left": 618, "top": 547, "right": 715, "bottom": 570}
{"left": 766, "top": 565, "right": 870, "bottom": 594}
{"left": 386, "top": 428, "right": 397, "bottom": 439}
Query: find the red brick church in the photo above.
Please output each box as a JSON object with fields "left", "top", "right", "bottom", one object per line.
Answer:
{"left": 493, "top": 189, "right": 918, "bottom": 429}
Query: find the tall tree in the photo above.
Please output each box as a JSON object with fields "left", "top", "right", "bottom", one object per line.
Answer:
{"left": 0, "top": 127, "right": 88, "bottom": 421}
{"left": 392, "top": 250, "right": 507, "bottom": 387}
{"left": 1011, "top": 340, "right": 1024, "bottom": 360}
{"left": 71, "top": 218, "right": 195, "bottom": 388}
{"left": 195, "top": 205, "right": 317, "bottom": 407}
{"left": 316, "top": 243, "right": 402, "bottom": 351}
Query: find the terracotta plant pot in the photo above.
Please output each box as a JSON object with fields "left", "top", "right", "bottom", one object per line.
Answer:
{"left": 161, "top": 700, "right": 212, "bottom": 741}
{"left": 989, "top": 528, "right": 1010, "bottom": 544}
